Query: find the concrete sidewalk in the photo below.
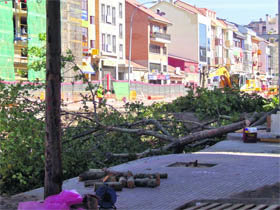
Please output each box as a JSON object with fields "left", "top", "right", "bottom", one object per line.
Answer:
{"left": 19, "top": 138, "right": 280, "bottom": 210}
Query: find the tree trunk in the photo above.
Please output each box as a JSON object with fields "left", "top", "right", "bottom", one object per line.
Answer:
{"left": 44, "top": 0, "right": 62, "bottom": 198}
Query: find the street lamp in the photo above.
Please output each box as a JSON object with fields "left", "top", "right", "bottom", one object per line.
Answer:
{"left": 128, "top": 1, "right": 157, "bottom": 88}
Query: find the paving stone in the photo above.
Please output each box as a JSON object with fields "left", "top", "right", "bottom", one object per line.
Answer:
{"left": 18, "top": 141, "right": 280, "bottom": 210}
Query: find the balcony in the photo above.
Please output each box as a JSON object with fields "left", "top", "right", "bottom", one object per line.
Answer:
{"left": 150, "top": 32, "right": 171, "bottom": 44}
{"left": 244, "top": 44, "right": 252, "bottom": 51}
{"left": 214, "top": 57, "right": 222, "bottom": 65}
{"left": 225, "top": 40, "right": 232, "bottom": 48}
{"left": 215, "top": 38, "right": 222, "bottom": 46}
{"left": 13, "top": 1, "right": 27, "bottom": 15}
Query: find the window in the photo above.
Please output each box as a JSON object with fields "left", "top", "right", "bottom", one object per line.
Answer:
{"left": 90, "top": 16, "right": 95, "bottom": 25}
{"left": 149, "top": 44, "right": 160, "bottom": 54}
{"left": 107, "top": 34, "right": 111, "bottom": 52}
{"left": 119, "top": 24, "right": 123, "bottom": 39}
{"left": 150, "top": 63, "right": 161, "bottom": 72}
{"left": 107, "top": 34, "right": 111, "bottom": 45}
{"left": 112, "top": 35, "right": 116, "bottom": 53}
{"left": 119, "top": 44, "right": 123, "bottom": 59}
{"left": 82, "top": 0, "right": 88, "bottom": 11}
{"left": 163, "top": 47, "right": 167, "bottom": 55}
{"left": 163, "top": 65, "right": 167, "bottom": 72}
{"left": 152, "top": 25, "right": 160, "bottom": 33}
{"left": 119, "top": 3, "right": 123, "bottom": 18}
{"left": 82, "top": 27, "right": 88, "bottom": 47}
{"left": 199, "top": 23, "right": 207, "bottom": 47}
{"left": 101, "top": 4, "right": 105, "bottom": 23}
{"left": 90, "top": 40, "right": 95, "bottom": 49}
{"left": 199, "top": 47, "right": 207, "bottom": 62}
{"left": 112, "top": 7, "right": 116, "bottom": 25}
{"left": 82, "top": 0, "right": 88, "bottom": 21}
{"left": 102, "top": 33, "right": 105, "bottom": 51}
{"left": 107, "top": 5, "right": 111, "bottom": 16}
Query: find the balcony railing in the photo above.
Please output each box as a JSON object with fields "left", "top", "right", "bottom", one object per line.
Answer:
{"left": 151, "top": 32, "right": 171, "bottom": 41}
{"left": 244, "top": 44, "right": 252, "bottom": 51}
{"left": 215, "top": 38, "right": 222, "bottom": 46}
{"left": 225, "top": 40, "right": 231, "bottom": 48}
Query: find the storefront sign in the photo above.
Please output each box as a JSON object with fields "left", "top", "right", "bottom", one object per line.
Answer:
{"left": 148, "top": 74, "right": 170, "bottom": 80}
{"left": 157, "top": 75, "right": 165, "bottom": 80}
{"left": 148, "top": 75, "right": 157, "bottom": 80}
{"left": 103, "top": 60, "right": 116, "bottom": 67}
{"left": 91, "top": 49, "right": 99, "bottom": 55}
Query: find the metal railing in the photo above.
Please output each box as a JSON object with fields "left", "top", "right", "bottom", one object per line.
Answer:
{"left": 151, "top": 32, "right": 171, "bottom": 41}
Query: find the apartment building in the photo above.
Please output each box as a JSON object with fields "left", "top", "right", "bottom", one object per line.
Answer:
{"left": 126, "top": 0, "right": 171, "bottom": 84}
{"left": 0, "top": 0, "right": 89, "bottom": 82}
{"left": 247, "top": 18, "right": 267, "bottom": 35}
{"left": 237, "top": 26, "right": 254, "bottom": 78}
{"left": 268, "top": 41, "right": 279, "bottom": 87}
{"left": 231, "top": 26, "right": 246, "bottom": 87}
{"left": 151, "top": 0, "right": 211, "bottom": 86}
{"left": 0, "top": 0, "right": 46, "bottom": 82}
{"left": 251, "top": 36, "right": 262, "bottom": 89}
{"left": 77, "top": 0, "right": 97, "bottom": 81}
{"left": 259, "top": 40, "right": 271, "bottom": 88}
{"left": 266, "top": 14, "right": 278, "bottom": 34}
{"left": 94, "top": 0, "right": 126, "bottom": 82}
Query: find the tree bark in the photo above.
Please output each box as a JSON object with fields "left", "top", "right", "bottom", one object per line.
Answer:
{"left": 44, "top": 0, "right": 62, "bottom": 198}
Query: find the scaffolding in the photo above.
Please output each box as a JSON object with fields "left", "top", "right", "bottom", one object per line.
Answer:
{"left": 0, "top": 2, "right": 15, "bottom": 81}
{"left": 27, "top": 0, "right": 46, "bottom": 81}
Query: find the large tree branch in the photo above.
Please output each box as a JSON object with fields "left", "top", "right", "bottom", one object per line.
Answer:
{"left": 107, "top": 112, "right": 261, "bottom": 159}
{"left": 103, "top": 125, "right": 176, "bottom": 143}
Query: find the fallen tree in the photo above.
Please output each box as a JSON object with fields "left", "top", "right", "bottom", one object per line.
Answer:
{"left": 105, "top": 112, "right": 261, "bottom": 159}
{"left": 61, "top": 85, "right": 272, "bottom": 163}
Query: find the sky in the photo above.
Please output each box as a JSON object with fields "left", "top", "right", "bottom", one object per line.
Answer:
{"left": 139, "top": 0, "right": 278, "bottom": 25}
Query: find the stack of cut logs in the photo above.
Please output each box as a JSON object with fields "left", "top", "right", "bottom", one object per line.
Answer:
{"left": 79, "top": 169, "right": 168, "bottom": 191}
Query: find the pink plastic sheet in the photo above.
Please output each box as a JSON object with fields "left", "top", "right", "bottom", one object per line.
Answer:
{"left": 18, "top": 190, "right": 84, "bottom": 210}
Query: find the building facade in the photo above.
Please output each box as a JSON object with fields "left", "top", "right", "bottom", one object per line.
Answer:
{"left": 95, "top": 0, "right": 126, "bottom": 83}
{"left": 126, "top": 0, "right": 171, "bottom": 84}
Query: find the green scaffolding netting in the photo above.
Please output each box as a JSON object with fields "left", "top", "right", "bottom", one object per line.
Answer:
{"left": 0, "top": 2, "right": 15, "bottom": 81}
{"left": 27, "top": 0, "right": 46, "bottom": 82}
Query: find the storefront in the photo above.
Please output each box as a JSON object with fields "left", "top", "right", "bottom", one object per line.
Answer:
{"left": 168, "top": 55, "right": 199, "bottom": 86}
{"left": 148, "top": 73, "right": 170, "bottom": 84}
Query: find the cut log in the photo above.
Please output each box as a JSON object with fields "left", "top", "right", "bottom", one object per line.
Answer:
{"left": 94, "top": 182, "right": 123, "bottom": 191}
{"left": 155, "top": 173, "right": 160, "bottom": 186}
{"left": 134, "top": 178, "right": 158, "bottom": 188}
{"left": 127, "top": 177, "right": 135, "bottom": 189}
{"left": 102, "top": 174, "right": 117, "bottom": 182}
{"left": 251, "top": 108, "right": 278, "bottom": 127}
{"left": 134, "top": 173, "right": 168, "bottom": 179}
{"left": 84, "top": 180, "right": 100, "bottom": 187}
{"left": 134, "top": 178, "right": 150, "bottom": 187}
{"left": 79, "top": 169, "right": 106, "bottom": 181}
{"left": 103, "top": 169, "right": 133, "bottom": 178}
{"left": 83, "top": 194, "right": 99, "bottom": 210}
{"left": 71, "top": 194, "right": 99, "bottom": 210}
{"left": 119, "top": 176, "right": 127, "bottom": 187}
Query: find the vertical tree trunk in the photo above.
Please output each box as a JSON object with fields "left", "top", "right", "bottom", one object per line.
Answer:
{"left": 44, "top": 0, "right": 62, "bottom": 198}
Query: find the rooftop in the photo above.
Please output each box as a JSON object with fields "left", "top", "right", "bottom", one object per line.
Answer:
{"left": 126, "top": 0, "right": 172, "bottom": 25}
{"left": 174, "top": 0, "right": 205, "bottom": 16}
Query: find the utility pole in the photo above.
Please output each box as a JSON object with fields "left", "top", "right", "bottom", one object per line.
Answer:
{"left": 44, "top": 0, "right": 62, "bottom": 198}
